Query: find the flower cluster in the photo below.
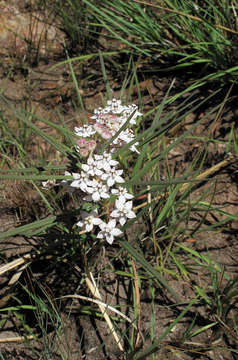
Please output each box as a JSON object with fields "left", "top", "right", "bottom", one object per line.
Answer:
{"left": 75, "top": 99, "right": 142, "bottom": 155}
{"left": 63, "top": 99, "right": 142, "bottom": 244}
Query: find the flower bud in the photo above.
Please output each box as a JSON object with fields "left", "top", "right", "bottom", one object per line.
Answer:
{"left": 77, "top": 138, "right": 87, "bottom": 147}
{"left": 80, "top": 148, "right": 89, "bottom": 157}
{"left": 87, "top": 140, "right": 96, "bottom": 151}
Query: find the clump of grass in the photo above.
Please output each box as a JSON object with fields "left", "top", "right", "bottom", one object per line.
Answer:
{"left": 49, "top": 0, "right": 238, "bottom": 85}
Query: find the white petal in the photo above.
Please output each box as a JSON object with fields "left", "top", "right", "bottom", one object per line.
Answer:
{"left": 101, "top": 192, "right": 110, "bottom": 199}
{"left": 115, "top": 197, "right": 125, "bottom": 210}
{"left": 125, "top": 201, "right": 133, "bottom": 211}
{"left": 79, "top": 183, "right": 88, "bottom": 192}
{"left": 111, "top": 189, "right": 118, "bottom": 195}
{"left": 100, "top": 173, "right": 108, "bottom": 180}
{"left": 103, "top": 163, "right": 111, "bottom": 172}
{"left": 88, "top": 169, "right": 95, "bottom": 176}
{"left": 108, "top": 219, "right": 116, "bottom": 228}
{"left": 85, "top": 224, "right": 93, "bottom": 232}
{"left": 127, "top": 211, "right": 136, "bottom": 219}
{"left": 97, "top": 231, "right": 104, "bottom": 239}
{"left": 111, "top": 228, "right": 123, "bottom": 236}
{"left": 115, "top": 175, "right": 125, "bottom": 184}
{"left": 86, "top": 186, "right": 94, "bottom": 194}
{"left": 91, "top": 179, "right": 99, "bottom": 187}
{"left": 119, "top": 217, "right": 127, "bottom": 226}
{"left": 88, "top": 157, "right": 94, "bottom": 165}
{"left": 71, "top": 180, "right": 80, "bottom": 188}
{"left": 107, "top": 178, "right": 115, "bottom": 187}
{"left": 92, "top": 218, "right": 103, "bottom": 225}
{"left": 125, "top": 193, "right": 134, "bottom": 200}
{"left": 98, "top": 221, "right": 107, "bottom": 230}
{"left": 109, "top": 160, "right": 118, "bottom": 166}
{"left": 110, "top": 210, "right": 120, "bottom": 218}
{"left": 72, "top": 173, "right": 81, "bottom": 179}
{"left": 95, "top": 169, "right": 103, "bottom": 176}
{"left": 106, "top": 234, "right": 114, "bottom": 244}
{"left": 81, "top": 164, "right": 89, "bottom": 172}
{"left": 92, "top": 192, "right": 100, "bottom": 202}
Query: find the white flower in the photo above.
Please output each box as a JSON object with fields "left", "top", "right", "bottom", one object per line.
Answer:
{"left": 97, "top": 219, "right": 123, "bottom": 244}
{"left": 94, "top": 152, "right": 118, "bottom": 171}
{"left": 86, "top": 179, "right": 110, "bottom": 202}
{"left": 76, "top": 210, "right": 102, "bottom": 232}
{"left": 111, "top": 198, "right": 136, "bottom": 226}
{"left": 100, "top": 167, "right": 124, "bottom": 187}
{"left": 124, "top": 105, "right": 143, "bottom": 125}
{"left": 74, "top": 124, "right": 96, "bottom": 138}
{"left": 117, "top": 129, "right": 140, "bottom": 153}
{"left": 111, "top": 187, "right": 134, "bottom": 201}
{"left": 70, "top": 171, "right": 90, "bottom": 192}
{"left": 81, "top": 156, "right": 103, "bottom": 177}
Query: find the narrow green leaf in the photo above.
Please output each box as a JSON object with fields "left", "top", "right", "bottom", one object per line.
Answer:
{"left": 120, "top": 240, "right": 181, "bottom": 303}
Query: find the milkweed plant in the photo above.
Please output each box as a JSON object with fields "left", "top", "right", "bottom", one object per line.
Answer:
{"left": 44, "top": 99, "right": 142, "bottom": 244}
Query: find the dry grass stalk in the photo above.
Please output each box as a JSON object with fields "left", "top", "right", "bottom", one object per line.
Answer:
{"left": 85, "top": 271, "right": 124, "bottom": 352}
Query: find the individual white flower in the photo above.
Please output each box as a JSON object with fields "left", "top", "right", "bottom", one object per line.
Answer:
{"left": 110, "top": 198, "right": 136, "bottom": 226}
{"left": 74, "top": 124, "right": 96, "bottom": 138}
{"left": 76, "top": 210, "right": 102, "bottom": 232}
{"left": 94, "top": 152, "right": 118, "bottom": 172}
{"left": 86, "top": 179, "right": 110, "bottom": 202}
{"left": 70, "top": 171, "right": 90, "bottom": 192}
{"left": 81, "top": 156, "right": 103, "bottom": 177}
{"left": 111, "top": 186, "right": 134, "bottom": 201}
{"left": 118, "top": 128, "right": 134, "bottom": 143}
{"left": 100, "top": 167, "right": 124, "bottom": 187}
{"left": 97, "top": 219, "right": 123, "bottom": 244}
{"left": 117, "top": 129, "right": 140, "bottom": 153}
{"left": 123, "top": 105, "right": 142, "bottom": 125}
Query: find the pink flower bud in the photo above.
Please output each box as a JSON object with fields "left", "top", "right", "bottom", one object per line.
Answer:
{"left": 101, "top": 129, "right": 112, "bottom": 140}
{"left": 87, "top": 140, "right": 96, "bottom": 151}
{"left": 94, "top": 123, "right": 112, "bottom": 139}
{"left": 80, "top": 148, "right": 89, "bottom": 157}
{"left": 94, "top": 123, "right": 104, "bottom": 132}
{"left": 77, "top": 138, "right": 87, "bottom": 148}
{"left": 105, "top": 113, "right": 118, "bottom": 122}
